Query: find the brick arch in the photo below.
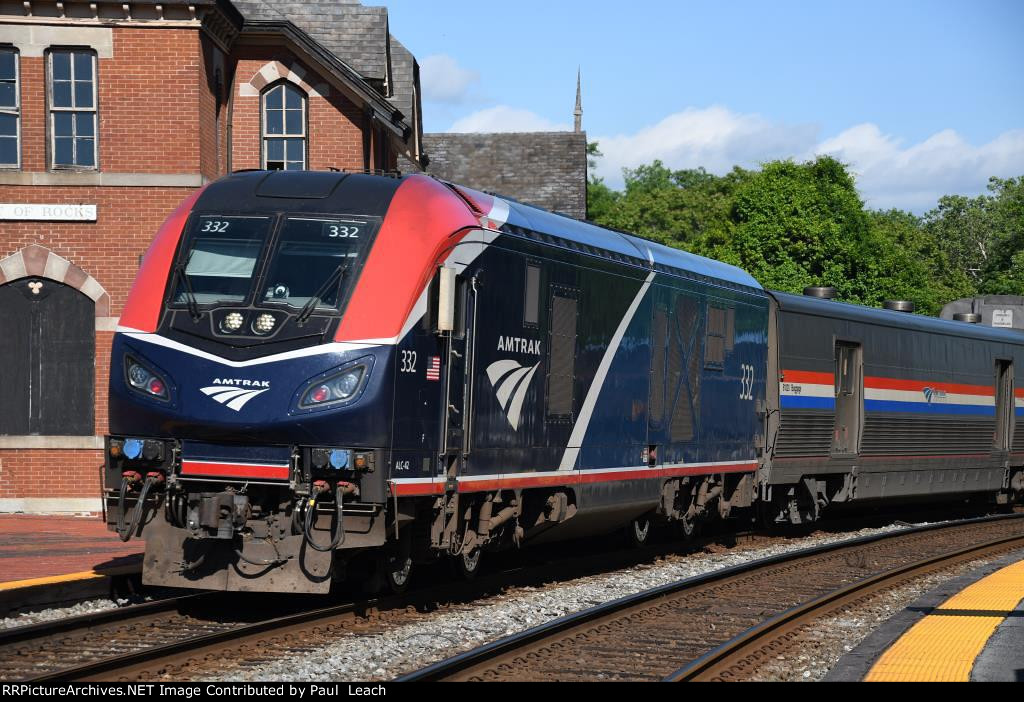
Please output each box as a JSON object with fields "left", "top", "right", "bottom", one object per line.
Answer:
{"left": 0, "top": 245, "right": 110, "bottom": 317}
{"left": 239, "top": 60, "right": 329, "bottom": 98}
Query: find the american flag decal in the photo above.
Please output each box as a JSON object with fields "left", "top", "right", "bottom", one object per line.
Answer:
{"left": 426, "top": 356, "right": 441, "bottom": 381}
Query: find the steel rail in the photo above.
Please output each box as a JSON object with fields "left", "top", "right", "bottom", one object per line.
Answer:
{"left": 0, "top": 592, "right": 212, "bottom": 647}
{"left": 664, "top": 531, "right": 1024, "bottom": 681}
{"left": 396, "top": 513, "right": 1024, "bottom": 682}
{"left": 22, "top": 523, "right": 755, "bottom": 681}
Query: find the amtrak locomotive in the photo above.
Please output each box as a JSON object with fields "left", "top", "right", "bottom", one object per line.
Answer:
{"left": 105, "top": 170, "right": 1024, "bottom": 593}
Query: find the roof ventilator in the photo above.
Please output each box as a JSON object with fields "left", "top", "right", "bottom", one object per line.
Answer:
{"left": 952, "top": 312, "right": 982, "bottom": 323}
{"left": 883, "top": 300, "right": 916, "bottom": 313}
{"left": 803, "top": 286, "right": 837, "bottom": 299}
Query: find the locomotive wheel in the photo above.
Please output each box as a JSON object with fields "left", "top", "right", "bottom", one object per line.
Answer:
{"left": 384, "top": 553, "right": 413, "bottom": 594}
{"left": 452, "top": 548, "right": 482, "bottom": 579}
{"left": 627, "top": 515, "right": 652, "bottom": 547}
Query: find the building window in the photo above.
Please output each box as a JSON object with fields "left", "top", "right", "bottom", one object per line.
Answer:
{"left": 0, "top": 48, "right": 19, "bottom": 168}
{"left": 49, "top": 49, "right": 97, "bottom": 169}
{"left": 262, "top": 82, "right": 306, "bottom": 170}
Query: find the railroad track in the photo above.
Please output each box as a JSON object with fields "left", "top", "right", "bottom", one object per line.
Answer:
{"left": 398, "top": 513, "right": 1024, "bottom": 682}
{"left": 0, "top": 525, "right": 769, "bottom": 681}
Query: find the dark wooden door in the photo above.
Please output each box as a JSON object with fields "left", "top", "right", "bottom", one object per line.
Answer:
{"left": 0, "top": 279, "right": 94, "bottom": 435}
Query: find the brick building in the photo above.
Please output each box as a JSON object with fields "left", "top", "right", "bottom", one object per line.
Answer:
{"left": 0, "top": 0, "right": 422, "bottom": 513}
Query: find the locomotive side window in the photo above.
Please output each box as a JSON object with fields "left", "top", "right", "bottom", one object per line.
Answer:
{"left": 547, "top": 287, "right": 578, "bottom": 420}
{"left": 524, "top": 262, "right": 540, "bottom": 327}
{"left": 173, "top": 215, "right": 271, "bottom": 306}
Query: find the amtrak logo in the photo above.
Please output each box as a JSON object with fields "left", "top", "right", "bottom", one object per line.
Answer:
{"left": 922, "top": 387, "right": 947, "bottom": 404}
{"left": 200, "top": 378, "right": 271, "bottom": 412}
{"left": 486, "top": 360, "right": 540, "bottom": 430}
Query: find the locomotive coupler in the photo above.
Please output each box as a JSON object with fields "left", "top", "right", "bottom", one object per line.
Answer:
{"left": 186, "top": 490, "right": 250, "bottom": 539}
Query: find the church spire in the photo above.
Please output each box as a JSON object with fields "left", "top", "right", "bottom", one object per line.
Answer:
{"left": 574, "top": 68, "right": 582, "bottom": 133}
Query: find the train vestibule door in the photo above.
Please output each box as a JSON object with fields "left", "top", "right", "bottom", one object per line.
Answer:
{"left": 832, "top": 341, "right": 863, "bottom": 456}
{"left": 441, "top": 272, "right": 478, "bottom": 471}
{"left": 994, "top": 360, "right": 1014, "bottom": 452}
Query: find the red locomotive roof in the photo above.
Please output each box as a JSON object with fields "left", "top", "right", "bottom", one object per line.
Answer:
{"left": 334, "top": 175, "right": 485, "bottom": 343}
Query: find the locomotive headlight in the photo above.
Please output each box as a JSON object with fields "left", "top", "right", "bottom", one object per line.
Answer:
{"left": 252, "top": 313, "right": 276, "bottom": 335}
{"left": 297, "top": 362, "right": 369, "bottom": 409}
{"left": 125, "top": 356, "right": 170, "bottom": 401}
{"left": 128, "top": 363, "right": 150, "bottom": 388}
{"left": 221, "top": 312, "right": 244, "bottom": 333}
{"left": 332, "top": 371, "right": 361, "bottom": 398}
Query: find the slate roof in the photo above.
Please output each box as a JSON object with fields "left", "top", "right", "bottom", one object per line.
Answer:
{"left": 233, "top": 0, "right": 390, "bottom": 81}
{"left": 421, "top": 132, "right": 588, "bottom": 220}
{"left": 387, "top": 35, "right": 418, "bottom": 134}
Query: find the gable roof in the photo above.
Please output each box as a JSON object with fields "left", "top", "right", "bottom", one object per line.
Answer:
{"left": 230, "top": 0, "right": 419, "bottom": 149}
{"left": 422, "top": 131, "right": 588, "bottom": 220}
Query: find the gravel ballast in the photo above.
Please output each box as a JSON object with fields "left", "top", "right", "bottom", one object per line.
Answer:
{"left": 214, "top": 523, "right": 918, "bottom": 681}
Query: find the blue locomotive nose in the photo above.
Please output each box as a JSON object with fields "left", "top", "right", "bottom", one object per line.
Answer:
{"left": 109, "top": 335, "right": 391, "bottom": 447}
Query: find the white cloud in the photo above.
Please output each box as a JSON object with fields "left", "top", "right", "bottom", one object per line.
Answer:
{"left": 420, "top": 54, "right": 480, "bottom": 104}
{"left": 594, "top": 106, "right": 818, "bottom": 187}
{"left": 448, "top": 106, "right": 571, "bottom": 133}
{"left": 587, "top": 105, "right": 1024, "bottom": 212}
{"left": 816, "top": 124, "right": 1024, "bottom": 210}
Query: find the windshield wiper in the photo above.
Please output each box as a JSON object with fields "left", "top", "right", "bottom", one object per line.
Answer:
{"left": 296, "top": 264, "right": 349, "bottom": 325}
{"left": 174, "top": 261, "right": 202, "bottom": 321}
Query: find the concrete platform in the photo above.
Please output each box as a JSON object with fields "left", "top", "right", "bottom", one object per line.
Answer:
{"left": 0, "top": 514, "right": 142, "bottom": 614}
{"left": 828, "top": 549, "right": 1024, "bottom": 682}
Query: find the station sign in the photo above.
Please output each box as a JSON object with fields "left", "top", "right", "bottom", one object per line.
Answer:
{"left": 0, "top": 203, "right": 97, "bottom": 221}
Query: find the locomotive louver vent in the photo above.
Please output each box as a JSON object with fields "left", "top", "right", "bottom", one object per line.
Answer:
{"left": 546, "top": 294, "right": 577, "bottom": 418}
{"left": 649, "top": 306, "right": 668, "bottom": 423}
{"left": 671, "top": 296, "right": 700, "bottom": 442}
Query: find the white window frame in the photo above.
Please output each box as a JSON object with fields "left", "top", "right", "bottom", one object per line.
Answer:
{"left": 0, "top": 47, "right": 20, "bottom": 169}
{"left": 261, "top": 81, "right": 307, "bottom": 171}
{"left": 48, "top": 49, "right": 98, "bottom": 170}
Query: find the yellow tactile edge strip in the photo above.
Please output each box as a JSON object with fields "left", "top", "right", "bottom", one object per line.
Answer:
{"left": 865, "top": 559, "right": 1024, "bottom": 682}
{"left": 0, "top": 562, "right": 141, "bottom": 592}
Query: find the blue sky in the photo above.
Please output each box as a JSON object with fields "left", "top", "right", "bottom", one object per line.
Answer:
{"left": 385, "top": 0, "right": 1024, "bottom": 212}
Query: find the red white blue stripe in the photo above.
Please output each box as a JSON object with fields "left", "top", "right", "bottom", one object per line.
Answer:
{"left": 780, "top": 370, "right": 998, "bottom": 416}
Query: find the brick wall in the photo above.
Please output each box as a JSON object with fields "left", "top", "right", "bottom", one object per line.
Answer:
{"left": 229, "top": 47, "right": 367, "bottom": 172}
{"left": 0, "top": 449, "right": 103, "bottom": 499}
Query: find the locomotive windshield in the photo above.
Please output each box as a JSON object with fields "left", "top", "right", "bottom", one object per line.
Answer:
{"left": 261, "top": 217, "right": 369, "bottom": 310}
{"left": 172, "top": 214, "right": 375, "bottom": 313}
{"left": 174, "top": 215, "right": 272, "bottom": 305}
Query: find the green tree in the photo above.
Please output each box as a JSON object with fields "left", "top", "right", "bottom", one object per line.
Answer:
{"left": 585, "top": 148, "right": 1023, "bottom": 314}
{"left": 978, "top": 176, "right": 1024, "bottom": 295}
{"left": 700, "top": 156, "right": 889, "bottom": 304}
